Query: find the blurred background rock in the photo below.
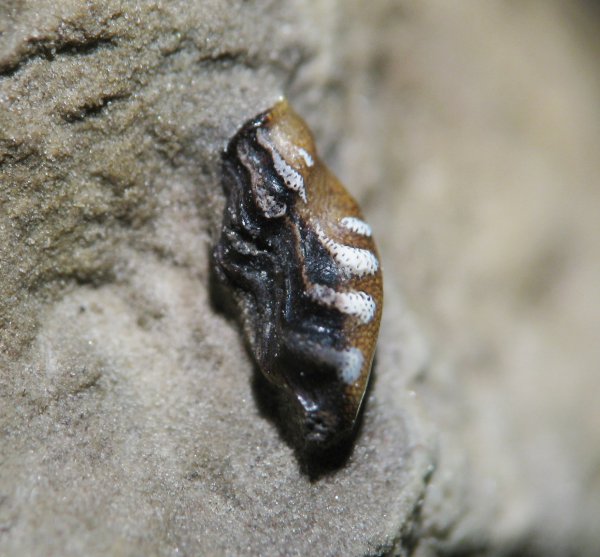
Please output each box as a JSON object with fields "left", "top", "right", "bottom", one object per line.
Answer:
{"left": 1, "top": 1, "right": 599, "bottom": 555}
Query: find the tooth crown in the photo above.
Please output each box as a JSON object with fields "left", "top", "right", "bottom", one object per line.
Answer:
{"left": 214, "top": 99, "right": 383, "bottom": 448}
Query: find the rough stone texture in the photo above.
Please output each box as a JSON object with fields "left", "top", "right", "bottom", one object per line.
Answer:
{"left": 0, "top": 1, "right": 599, "bottom": 556}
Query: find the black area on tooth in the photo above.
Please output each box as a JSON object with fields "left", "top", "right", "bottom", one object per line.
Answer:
{"left": 295, "top": 218, "right": 341, "bottom": 288}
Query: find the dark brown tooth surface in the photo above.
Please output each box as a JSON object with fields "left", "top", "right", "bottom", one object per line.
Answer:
{"left": 214, "top": 98, "right": 383, "bottom": 449}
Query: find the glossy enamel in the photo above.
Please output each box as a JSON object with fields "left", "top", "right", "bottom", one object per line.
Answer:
{"left": 214, "top": 99, "right": 383, "bottom": 449}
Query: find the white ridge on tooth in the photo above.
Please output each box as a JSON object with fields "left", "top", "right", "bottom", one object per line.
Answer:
{"left": 256, "top": 128, "right": 307, "bottom": 203}
{"left": 340, "top": 216, "right": 372, "bottom": 237}
{"left": 315, "top": 224, "right": 379, "bottom": 277}
{"left": 338, "top": 347, "right": 364, "bottom": 385}
{"left": 296, "top": 146, "right": 314, "bottom": 167}
{"left": 308, "top": 284, "right": 376, "bottom": 324}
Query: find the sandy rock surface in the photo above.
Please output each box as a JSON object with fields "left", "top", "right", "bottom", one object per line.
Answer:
{"left": 1, "top": 1, "right": 599, "bottom": 556}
